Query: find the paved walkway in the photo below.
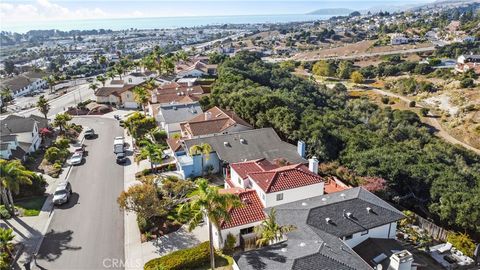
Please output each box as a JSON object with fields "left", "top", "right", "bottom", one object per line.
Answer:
{"left": 123, "top": 129, "right": 207, "bottom": 270}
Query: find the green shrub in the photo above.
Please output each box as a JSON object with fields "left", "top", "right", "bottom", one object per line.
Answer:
{"left": 167, "top": 164, "right": 177, "bottom": 171}
{"left": 381, "top": 96, "right": 389, "bottom": 104}
{"left": 223, "top": 233, "right": 236, "bottom": 255}
{"left": 0, "top": 205, "right": 11, "bottom": 219}
{"left": 137, "top": 216, "right": 154, "bottom": 233}
{"left": 53, "top": 162, "right": 62, "bottom": 169}
{"left": 55, "top": 138, "right": 70, "bottom": 149}
{"left": 45, "top": 147, "right": 61, "bottom": 163}
{"left": 460, "top": 78, "right": 475, "bottom": 88}
{"left": 144, "top": 241, "right": 210, "bottom": 270}
{"left": 447, "top": 232, "right": 475, "bottom": 257}
{"left": 420, "top": 108, "right": 429, "bottom": 117}
{"left": 409, "top": 101, "right": 416, "bottom": 107}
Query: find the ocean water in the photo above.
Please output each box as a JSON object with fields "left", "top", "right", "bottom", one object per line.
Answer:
{"left": 4, "top": 14, "right": 335, "bottom": 33}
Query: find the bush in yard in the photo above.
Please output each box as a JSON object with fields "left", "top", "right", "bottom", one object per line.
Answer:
{"left": 17, "top": 174, "right": 47, "bottom": 198}
{"left": 447, "top": 232, "right": 475, "bottom": 257}
{"left": 381, "top": 96, "right": 389, "bottom": 104}
{"left": 460, "top": 78, "right": 475, "bottom": 88}
{"left": 409, "top": 101, "right": 416, "bottom": 107}
{"left": 223, "top": 233, "right": 236, "bottom": 255}
{"left": 0, "top": 205, "right": 11, "bottom": 219}
{"left": 420, "top": 108, "right": 429, "bottom": 117}
{"left": 53, "top": 162, "right": 62, "bottom": 169}
{"left": 144, "top": 241, "right": 210, "bottom": 270}
{"left": 45, "top": 147, "right": 61, "bottom": 163}
{"left": 55, "top": 138, "right": 70, "bottom": 149}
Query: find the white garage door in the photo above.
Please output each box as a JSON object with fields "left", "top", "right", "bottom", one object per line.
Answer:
{"left": 123, "top": 102, "right": 139, "bottom": 109}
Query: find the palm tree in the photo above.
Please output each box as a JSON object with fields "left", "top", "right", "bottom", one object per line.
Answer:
{"left": 254, "top": 208, "right": 296, "bottom": 247}
{"left": 99, "top": 55, "right": 107, "bottom": 69}
{"left": 43, "top": 76, "right": 56, "bottom": 94}
{"left": 135, "top": 141, "right": 163, "bottom": 170}
{"left": 0, "top": 160, "right": 33, "bottom": 214}
{"left": 162, "top": 57, "right": 175, "bottom": 75}
{"left": 0, "top": 87, "right": 12, "bottom": 112}
{"left": 178, "top": 178, "right": 243, "bottom": 269}
{"left": 115, "top": 66, "right": 125, "bottom": 80}
{"left": 106, "top": 70, "right": 116, "bottom": 80}
{"left": 96, "top": 75, "right": 107, "bottom": 86}
{"left": 89, "top": 82, "right": 99, "bottom": 93}
{"left": 0, "top": 227, "right": 15, "bottom": 265}
{"left": 174, "top": 50, "right": 189, "bottom": 62}
{"left": 144, "top": 78, "right": 157, "bottom": 91}
{"left": 36, "top": 95, "right": 50, "bottom": 119}
{"left": 189, "top": 143, "right": 212, "bottom": 175}
{"left": 133, "top": 86, "right": 149, "bottom": 114}
{"left": 52, "top": 113, "right": 72, "bottom": 133}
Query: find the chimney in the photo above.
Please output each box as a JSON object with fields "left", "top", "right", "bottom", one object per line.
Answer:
{"left": 308, "top": 156, "right": 319, "bottom": 174}
{"left": 297, "top": 140, "right": 306, "bottom": 158}
{"left": 388, "top": 250, "right": 414, "bottom": 270}
{"left": 151, "top": 92, "right": 157, "bottom": 103}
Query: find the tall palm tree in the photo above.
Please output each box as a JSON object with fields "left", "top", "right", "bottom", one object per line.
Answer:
{"left": 99, "top": 55, "right": 107, "bottom": 69}
{"left": 135, "top": 141, "right": 163, "bottom": 170}
{"left": 162, "top": 57, "right": 175, "bottom": 75}
{"left": 174, "top": 50, "right": 189, "bottom": 63}
{"left": 0, "top": 160, "right": 33, "bottom": 214}
{"left": 36, "top": 95, "right": 50, "bottom": 119}
{"left": 115, "top": 66, "right": 125, "bottom": 80}
{"left": 254, "top": 208, "right": 296, "bottom": 247}
{"left": 96, "top": 75, "right": 107, "bottom": 86}
{"left": 189, "top": 143, "right": 212, "bottom": 175}
{"left": 132, "top": 86, "right": 149, "bottom": 114}
{"left": 43, "top": 76, "right": 56, "bottom": 94}
{"left": 144, "top": 78, "right": 157, "bottom": 91}
{"left": 89, "top": 82, "right": 99, "bottom": 93}
{"left": 0, "top": 87, "right": 12, "bottom": 112}
{"left": 178, "top": 178, "right": 243, "bottom": 269}
{"left": 53, "top": 113, "right": 72, "bottom": 133}
{"left": 106, "top": 70, "right": 116, "bottom": 80}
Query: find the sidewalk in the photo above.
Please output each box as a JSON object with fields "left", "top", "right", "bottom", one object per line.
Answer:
{"left": 1, "top": 132, "right": 85, "bottom": 269}
{"left": 122, "top": 129, "right": 207, "bottom": 270}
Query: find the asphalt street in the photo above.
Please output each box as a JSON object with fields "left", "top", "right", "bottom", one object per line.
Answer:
{"left": 36, "top": 117, "right": 125, "bottom": 270}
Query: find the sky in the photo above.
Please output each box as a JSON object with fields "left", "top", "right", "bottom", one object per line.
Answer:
{"left": 0, "top": 0, "right": 435, "bottom": 24}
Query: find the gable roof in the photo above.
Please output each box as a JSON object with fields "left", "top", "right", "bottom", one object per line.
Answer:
{"left": 235, "top": 187, "right": 404, "bottom": 270}
{"left": 248, "top": 164, "right": 324, "bottom": 193}
{"left": 219, "top": 189, "right": 267, "bottom": 229}
{"left": 152, "top": 85, "right": 206, "bottom": 104}
{"left": 0, "top": 114, "right": 43, "bottom": 134}
{"left": 181, "top": 106, "right": 253, "bottom": 137}
{"left": 183, "top": 128, "right": 306, "bottom": 164}
{"left": 158, "top": 102, "right": 203, "bottom": 124}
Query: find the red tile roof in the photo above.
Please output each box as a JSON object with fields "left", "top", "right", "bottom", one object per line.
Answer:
{"left": 152, "top": 85, "right": 206, "bottom": 104}
{"left": 248, "top": 164, "right": 324, "bottom": 193}
{"left": 219, "top": 189, "right": 266, "bottom": 229}
{"left": 166, "top": 138, "right": 183, "bottom": 152}
{"left": 324, "top": 177, "right": 350, "bottom": 194}
{"left": 230, "top": 159, "right": 278, "bottom": 179}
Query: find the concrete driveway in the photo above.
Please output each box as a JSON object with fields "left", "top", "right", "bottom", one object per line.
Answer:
{"left": 35, "top": 117, "right": 125, "bottom": 269}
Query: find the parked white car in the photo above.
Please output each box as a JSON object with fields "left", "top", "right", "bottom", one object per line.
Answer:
{"left": 68, "top": 152, "right": 83, "bottom": 165}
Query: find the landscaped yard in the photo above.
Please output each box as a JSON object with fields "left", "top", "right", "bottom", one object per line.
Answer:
{"left": 15, "top": 196, "right": 47, "bottom": 216}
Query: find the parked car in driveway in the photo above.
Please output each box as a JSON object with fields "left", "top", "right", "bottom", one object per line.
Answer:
{"left": 84, "top": 127, "right": 95, "bottom": 139}
{"left": 116, "top": 152, "right": 127, "bottom": 163}
{"left": 68, "top": 152, "right": 83, "bottom": 165}
{"left": 53, "top": 181, "right": 72, "bottom": 205}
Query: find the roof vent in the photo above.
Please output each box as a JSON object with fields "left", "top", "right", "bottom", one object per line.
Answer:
{"left": 223, "top": 141, "right": 230, "bottom": 147}
{"left": 340, "top": 193, "right": 346, "bottom": 198}
{"left": 242, "top": 198, "right": 251, "bottom": 205}
{"left": 321, "top": 198, "right": 327, "bottom": 202}
{"left": 299, "top": 242, "right": 306, "bottom": 247}
{"left": 366, "top": 207, "right": 372, "bottom": 213}
{"left": 281, "top": 248, "right": 287, "bottom": 253}
{"left": 240, "top": 138, "right": 246, "bottom": 144}
{"left": 301, "top": 202, "right": 307, "bottom": 206}
{"left": 173, "top": 106, "right": 177, "bottom": 110}
{"left": 346, "top": 212, "right": 353, "bottom": 219}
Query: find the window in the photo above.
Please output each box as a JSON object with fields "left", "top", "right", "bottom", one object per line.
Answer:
{"left": 240, "top": 227, "right": 254, "bottom": 235}
{"left": 361, "top": 230, "right": 369, "bottom": 236}
{"left": 276, "top": 193, "right": 284, "bottom": 201}
{"left": 238, "top": 178, "right": 242, "bottom": 185}
{"left": 344, "top": 234, "right": 353, "bottom": 240}
{"left": 262, "top": 193, "right": 266, "bottom": 201}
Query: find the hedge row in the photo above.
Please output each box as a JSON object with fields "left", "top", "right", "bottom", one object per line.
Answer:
{"left": 144, "top": 241, "right": 210, "bottom": 270}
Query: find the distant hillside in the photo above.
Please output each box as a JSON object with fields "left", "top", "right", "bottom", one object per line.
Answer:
{"left": 307, "top": 8, "right": 353, "bottom": 15}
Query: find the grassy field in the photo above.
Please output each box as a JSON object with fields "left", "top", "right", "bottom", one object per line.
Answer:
{"left": 15, "top": 196, "right": 47, "bottom": 216}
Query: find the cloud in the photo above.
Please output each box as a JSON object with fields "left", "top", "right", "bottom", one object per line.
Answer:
{"left": 1, "top": 0, "right": 109, "bottom": 23}
{"left": 132, "top": 10, "right": 144, "bottom": 17}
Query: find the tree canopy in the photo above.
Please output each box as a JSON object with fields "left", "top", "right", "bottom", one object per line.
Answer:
{"left": 201, "top": 52, "right": 480, "bottom": 235}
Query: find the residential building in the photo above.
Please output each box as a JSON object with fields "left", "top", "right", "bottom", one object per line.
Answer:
{"left": 95, "top": 73, "right": 156, "bottom": 108}
{"left": 156, "top": 102, "right": 203, "bottom": 136}
{"left": 175, "top": 60, "right": 218, "bottom": 78}
{"left": 1, "top": 72, "right": 48, "bottom": 97}
{"left": 180, "top": 106, "right": 252, "bottom": 139}
{"left": 455, "top": 54, "right": 480, "bottom": 75}
{"left": 0, "top": 114, "right": 48, "bottom": 160}
{"left": 176, "top": 128, "right": 306, "bottom": 178}
{"left": 390, "top": 33, "right": 409, "bottom": 45}
{"left": 234, "top": 187, "right": 405, "bottom": 270}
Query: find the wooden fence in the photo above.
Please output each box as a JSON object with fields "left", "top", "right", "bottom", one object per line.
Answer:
{"left": 414, "top": 213, "right": 450, "bottom": 242}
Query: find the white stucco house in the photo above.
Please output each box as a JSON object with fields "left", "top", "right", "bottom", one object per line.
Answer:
{"left": 1, "top": 72, "right": 48, "bottom": 97}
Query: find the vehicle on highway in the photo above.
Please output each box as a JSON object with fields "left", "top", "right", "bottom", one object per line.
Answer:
{"left": 114, "top": 136, "right": 125, "bottom": 153}
{"left": 84, "top": 127, "right": 95, "bottom": 139}
{"left": 53, "top": 181, "right": 73, "bottom": 205}
{"left": 116, "top": 151, "right": 127, "bottom": 163}
{"left": 68, "top": 152, "right": 83, "bottom": 165}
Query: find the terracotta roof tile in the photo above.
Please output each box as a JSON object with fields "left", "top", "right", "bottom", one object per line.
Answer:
{"left": 230, "top": 159, "right": 278, "bottom": 179}
{"left": 249, "top": 164, "right": 324, "bottom": 193}
{"left": 166, "top": 138, "right": 183, "bottom": 152}
{"left": 219, "top": 189, "right": 266, "bottom": 229}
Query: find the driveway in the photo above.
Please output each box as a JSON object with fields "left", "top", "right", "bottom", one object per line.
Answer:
{"left": 35, "top": 117, "right": 125, "bottom": 269}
